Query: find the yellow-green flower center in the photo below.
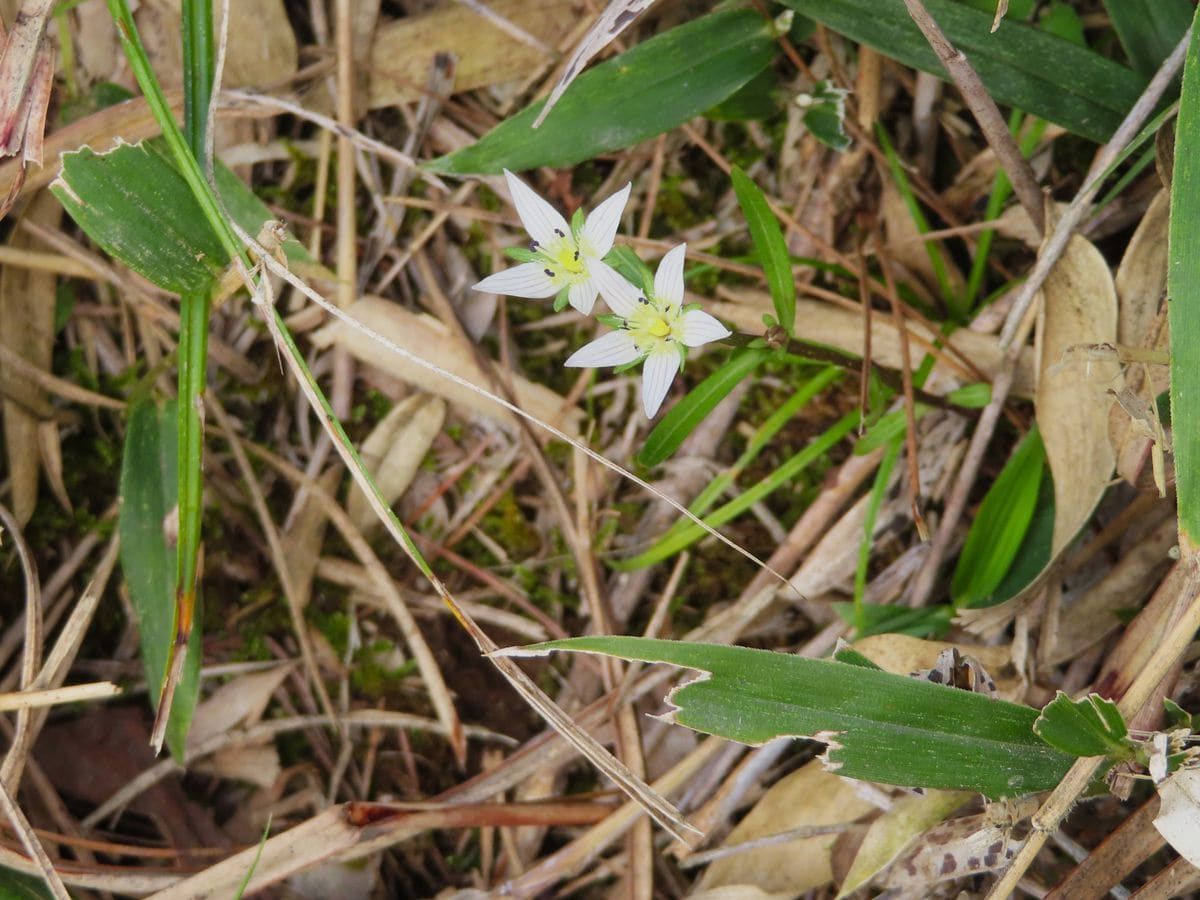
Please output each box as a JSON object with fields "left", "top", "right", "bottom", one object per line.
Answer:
{"left": 627, "top": 299, "right": 682, "bottom": 353}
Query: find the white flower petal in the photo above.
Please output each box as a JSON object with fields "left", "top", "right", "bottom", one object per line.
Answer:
{"left": 653, "top": 243, "right": 687, "bottom": 307}
{"left": 679, "top": 309, "right": 732, "bottom": 347}
{"left": 568, "top": 280, "right": 598, "bottom": 315}
{"left": 504, "top": 169, "right": 571, "bottom": 247}
{"left": 641, "top": 346, "right": 680, "bottom": 417}
{"left": 581, "top": 182, "right": 631, "bottom": 257}
{"left": 593, "top": 261, "right": 643, "bottom": 317}
{"left": 565, "top": 330, "right": 640, "bottom": 368}
{"left": 473, "top": 263, "right": 559, "bottom": 298}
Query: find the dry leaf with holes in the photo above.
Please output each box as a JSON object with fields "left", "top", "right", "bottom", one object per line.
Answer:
{"left": 876, "top": 811, "right": 1024, "bottom": 892}
{"left": 697, "top": 760, "right": 877, "bottom": 894}
{"left": 837, "top": 790, "right": 970, "bottom": 897}
{"left": 1034, "top": 235, "right": 1120, "bottom": 555}
{"left": 347, "top": 393, "right": 446, "bottom": 534}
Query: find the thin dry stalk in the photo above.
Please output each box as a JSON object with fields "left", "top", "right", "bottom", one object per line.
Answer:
{"left": 902, "top": 0, "right": 1044, "bottom": 234}
{"left": 0, "top": 773, "right": 69, "bottom": 899}
{"left": 0, "top": 501, "right": 42, "bottom": 793}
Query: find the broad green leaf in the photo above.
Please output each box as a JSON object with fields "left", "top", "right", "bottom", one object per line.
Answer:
{"left": 779, "top": 0, "right": 1145, "bottom": 143}
{"left": 0, "top": 867, "right": 56, "bottom": 899}
{"left": 731, "top": 167, "right": 796, "bottom": 334}
{"left": 705, "top": 67, "right": 780, "bottom": 121}
{"left": 119, "top": 397, "right": 200, "bottom": 762}
{"left": 952, "top": 428, "right": 1045, "bottom": 608}
{"left": 52, "top": 140, "right": 310, "bottom": 295}
{"left": 1103, "top": 0, "right": 1192, "bottom": 78}
{"left": 523, "top": 637, "right": 1075, "bottom": 797}
{"left": 638, "top": 348, "right": 770, "bottom": 467}
{"left": 615, "top": 408, "right": 857, "bottom": 569}
{"left": 1034, "top": 692, "right": 1133, "bottom": 759}
{"left": 53, "top": 141, "right": 227, "bottom": 293}
{"left": 424, "top": 8, "right": 776, "bottom": 175}
{"left": 1170, "top": 14, "right": 1200, "bottom": 547}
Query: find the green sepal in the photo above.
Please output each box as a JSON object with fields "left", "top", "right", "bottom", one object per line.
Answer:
{"left": 505, "top": 246, "right": 538, "bottom": 263}
{"left": 553, "top": 286, "right": 571, "bottom": 312}
{"left": 570, "top": 206, "right": 586, "bottom": 242}
{"left": 676, "top": 342, "right": 689, "bottom": 370}
{"left": 613, "top": 356, "right": 647, "bottom": 375}
{"left": 597, "top": 314, "right": 627, "bottom": 328}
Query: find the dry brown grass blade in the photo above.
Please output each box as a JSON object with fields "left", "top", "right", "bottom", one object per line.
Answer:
{"left": 0, "top": 682, "right": 120, "bottom": 712}
{"left": 0, "top": 0, "right": 53, "bottom": 218}
{"left": 0, "top": 500, "right": 42, "bottom": 793}
{"left": 0, "top": 189, "right": 60, "bottom": 525}
{"left": 533, "top": 0, "right": 657, "bottom": 127}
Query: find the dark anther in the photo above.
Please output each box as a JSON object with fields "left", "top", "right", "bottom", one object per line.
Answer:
{"left": 529, "top": 240, "right": 539, "bottom": 250}
{"left": 544, "top": 268, "right": 555, "bottom": 278}
{"left": 573, "top": 251, "right": 580, "bottom": 260}
{"left": 638, "top": 296, "right": 649, "bottom": 305}
{"left": 554, "top": 228, "right": 565, "bottom": 237}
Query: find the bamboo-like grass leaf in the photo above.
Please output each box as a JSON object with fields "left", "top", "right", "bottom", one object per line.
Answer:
{"left": 118, "top": 397, "right": 200, "bottom": 761}
{"left": 779, "top": 0, "right": 1145, "bottom": 143}
{"left": 1103, "top": 0, "right": 1192, "bottom": 78}
{"left": 511, "top": 637, "right": 1076, "bottom": 798}
{"left": 952, "top": 427, "right": 1045, "bottom": 608}
{"left": 730, "top": 166, "right": 796, "bottom": 335}
{"left": 638, "top": 348, "right": 769, "bottom": 467}
{"left": 1034, "top": 692, "right": 1133, "bottom": 759}
{"left": 424, "top": 8, "right": 777, "bottom": 175}
{"left": 1169, "top": 13, "right": 1200, "bottom": 548}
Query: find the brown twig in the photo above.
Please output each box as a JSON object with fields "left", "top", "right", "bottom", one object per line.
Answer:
{"left": 902, "top": 0, "right": 1044, "bottom": 235}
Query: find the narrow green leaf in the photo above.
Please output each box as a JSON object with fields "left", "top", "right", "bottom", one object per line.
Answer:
{"left": 831, "top": 601, "right": 955, "bottom": 639}
{"left": 0, "top": 867, "right": 56, "bottom": 899}
{"left": 779, "top": 0, "right": 1145, "bottom": 143}
{"left": 119, "top": 397, "right": 200, "bottom": 761}
{"left": 425, "top": 8, "right": 776, "bottom": 175}
{"left": 1034, "top": 692, "right": 1132, "bottom": 759}
{"left": 730, "top": 167, "right": 796, "bottom": 334}
{"left": 1169, "top": 13, "right": 1200, "bottom": 547}
{"left": 638, "top": 348, "right": 769, "bottom": 467}
{"left": 1103, "top": 0, "right": 1192, "bottom": 78}
{"left": 945, "top": 382, "right": 992, "bottom": 408}
{"left": 952, "top": 428, "right": 1045, "bottom": 608}
{"left": 525, "top": 637, "right": 1076, "bottom": 797}
{"left": 615, "top": 408, "right": 858, "bottom": 569}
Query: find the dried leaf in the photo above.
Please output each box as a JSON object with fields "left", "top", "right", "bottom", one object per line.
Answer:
{"left": 1034, "top": 236, "right": 1119, "bottom": 555}
{"left": 698, "top": 760, "right": 877, "bottom": 894}
{"left": 187, "top": 664, "right": 295, "bottom": 749}
{"left": 877, "top": 812, "right": 1024, "bottom": 891}
{"left": 1115, "top": 189, "right": 1169, "bottom": 347}
{"left": 838, "top": 790, "right": 970, "bottom": 897}
{"left": 347, "top": 393, "right": 446, "bottom": 534}
{"left": 192, "top": 744, "right": 281, "bottom": 789}
{"left": 1154, "top": 769, "right": 1200, "bottom": 867}
{"left": 311, "top": 297, "right": 579, "bottom": 433}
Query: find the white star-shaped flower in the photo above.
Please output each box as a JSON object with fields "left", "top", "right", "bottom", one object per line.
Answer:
{"left": 472, "top": 169, "right": 630, "bottom": 315}
{"left": 565, "top": 244, "right": 731, "bottom": 417}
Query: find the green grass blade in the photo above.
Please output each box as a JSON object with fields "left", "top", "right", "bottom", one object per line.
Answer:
{"left": 118, "top": 397, "right": 201, "bottom": 761}
{"left": 852, "top": 435, "right": 903, "bottom": 628}
{"left": 730, "top": 166, "right": 796, "bottom": 334}
{"left": 1103, "top": 0, "right": 1192, "bottom": 78}
{"left": 1169, "top": 11, "right": 1200, "bottom": 547}
{"left": 638, "top": 348, "right": 770, "bottom": 467}
{"left": 952, "top": 427, "right": 1045, "bottom": 608}
{"left": 780, "top": 0, "right": 1144, "bottom": 143}
{"left": 523, "top": 637, "right": 1076, "bottom": 798}
{"left": 424, "top": 8, "right": 776, "bottom": 174}
{"left": 614, "top": 408, "right": 858, "bottom": 569}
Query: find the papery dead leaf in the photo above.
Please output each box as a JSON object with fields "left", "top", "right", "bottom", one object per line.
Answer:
{"left": 347, "top": 393, "right": 446, "bottom": 534}
{"left": 697, "top": 761, "right": 877, "bottom": 894}
{"left": 192, "top": 744, "right": 281, "bottom": 790}
{"left": 1034, "top": 235, "right": 1119, "bottom": 555}
{"left": 365, "top": 0, "right": 579, "bottom": 109}
{"left": 1154, "top": 769, "right": 1200, "bottom": 868}
{"left": 187, "top": 664, "right": 295, "bottom": 749}
{"left": 837, "top": 790, "right": 970, "bottom": 897}
{"left": 852, "top": 634, "right": 1020, "bottom": 700}
{"left": 312, "top": 297, "right": 579, "bottom": 433}
{"left": 1115, "top": 190, "right": 1169, "bottom": 348}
